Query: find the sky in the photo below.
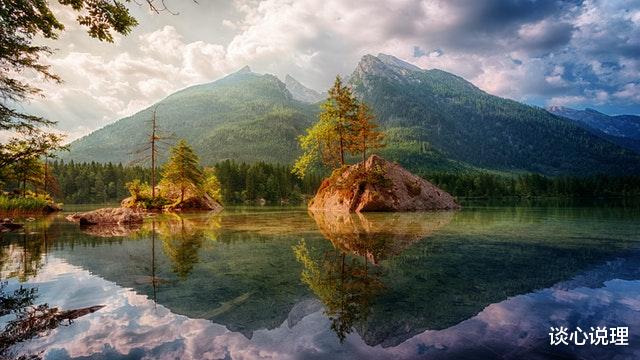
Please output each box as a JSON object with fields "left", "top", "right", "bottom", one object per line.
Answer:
{"left": 21, "top": 0, "right": 640, "bottom": 141}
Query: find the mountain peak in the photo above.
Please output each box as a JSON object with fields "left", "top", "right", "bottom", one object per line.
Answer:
{"left": 236, "top": 65, "right": 252, "bottom": 74}
{"left": 376, "top": 53, "right": 422, "bottom": 72}
{"left": 350, "top": 53, "right": 425, "bottom": 86}
{"left": 585, "top": 108, "right": 605, "bottom": 115}
{"left": 284, "top": 74, "right": 324, "bottom": 103}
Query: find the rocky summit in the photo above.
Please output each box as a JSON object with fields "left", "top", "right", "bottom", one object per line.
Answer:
{"left": 308, "top": 155, "right": 460, "bottom": 212}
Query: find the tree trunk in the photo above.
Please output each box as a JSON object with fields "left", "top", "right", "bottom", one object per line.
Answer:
{"left": 339, "top": 135, "right": 345, "bottom": 166}
{"left": 362, "top": 133, "right": 367, "bottom": 163}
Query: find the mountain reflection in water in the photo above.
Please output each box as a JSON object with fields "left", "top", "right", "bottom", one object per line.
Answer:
{"left": 0, "top": 206, "right": 638, "bottom": 359}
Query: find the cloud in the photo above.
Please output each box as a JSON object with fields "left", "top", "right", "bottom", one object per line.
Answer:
{"left": 20, "top": 0, "right": 640, "bottom": 141}
{"left": 614, "top": 83, "right": 640, "bottom": 102}
{"left": 549, "top": 95, "right": 588, "bottom": 107}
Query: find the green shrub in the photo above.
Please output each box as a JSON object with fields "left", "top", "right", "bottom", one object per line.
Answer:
{"left": 0, "top": 194, "right": 50, "bottom": 213}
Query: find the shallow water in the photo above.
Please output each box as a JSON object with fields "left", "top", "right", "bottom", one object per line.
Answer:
{"left": 1, "top": 205, "right": 640, "bottom": 359}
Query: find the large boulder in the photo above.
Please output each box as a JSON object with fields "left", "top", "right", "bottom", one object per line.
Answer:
{"left": 121, "top": 193, "right": 223, "bottom": 213}
{"left": 308, "top": 155, "right": 460, "bottom": 212}
{"left": 164, "top": 193, "right": 223, "bottom": 212}
{"left": 66, "top": 207, "right": 144, "bottom": 225}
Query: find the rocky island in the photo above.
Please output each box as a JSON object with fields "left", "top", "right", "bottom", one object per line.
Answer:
{"left": 308, "top": 155, "right": 460, "bottom": 212}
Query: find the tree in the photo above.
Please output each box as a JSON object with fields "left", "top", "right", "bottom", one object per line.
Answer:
{"left": 10, "top": 156, "right": 44, "bottom": 197}
{"left": 0, "top": 0, "right": 183, "bottom": 179}
{"left": 0, "top": 134, "right": 65, "bottom": 174}
{"left": 353, "top": 103, "right": 385, "bottom": 162}
{"left": 293, "top": 76, "right": 359, "bottom": 178}
{"left": 202, "top": 168, "right": 222, "bottom": 203}
{"left": 162, "top": 140, "right": 204, "bottom": 203}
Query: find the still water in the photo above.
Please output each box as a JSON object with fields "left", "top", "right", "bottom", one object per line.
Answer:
{"left": 1, "top": 205, "right": 640, "bottom": 359}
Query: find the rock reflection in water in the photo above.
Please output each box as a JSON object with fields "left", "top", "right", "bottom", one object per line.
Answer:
{"left": 309, "top": 210, "right": 454, "bottom": 264}
{"left": 299, "top": 210, "right": 454, "bottom": 341}
{"left": 78, "top": 223, "right": 142, "bottom": 237}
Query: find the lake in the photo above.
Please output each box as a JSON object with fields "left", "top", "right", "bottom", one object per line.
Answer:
{"left": 1, "top": 204, "right": 640, "bottom": 359}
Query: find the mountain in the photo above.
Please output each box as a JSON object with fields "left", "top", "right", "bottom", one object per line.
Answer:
{"left": 64, "top": 54, "right": 640, "bottom": 176}
{"left": 63, "top": 68, "right": 317, "bottom": 165}
{"left": 284, "top": 75, "right": 324, "bottom": 103}
{"left": 547, "top": 106, "right": 640, "bottom": 153}
{"left": 547, "top": 106, "right": 640, "bottom": 138}
{"left": 348, "top": 53, "right": 640, "bottom": 176}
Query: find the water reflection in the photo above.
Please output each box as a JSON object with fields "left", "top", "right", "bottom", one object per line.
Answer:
{"left": 294, "top": 239, "right": 383, "bottom": 342}
{"left": 0, "top": 206, "right": 639, "bottom": 359}
{"left": 0, "top": 282, "right": 103, "bottom": 359}
{"left": 304, "top": 208, "right": 640, "bottom": 347}
{"left": 308, "top": 210, "right": 454, "bottom": 264}
{"left": 299, "top": 210, "right": 455, "bottom": 341}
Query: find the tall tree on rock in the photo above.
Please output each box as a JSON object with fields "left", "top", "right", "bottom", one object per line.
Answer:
{"left": 293, "top": 76, "right": 359, "bottom": 178}
{"left": 293, "top": 76, "right": 387, "bottom": 178}
{"left": 162, "top": 140, "right": 204, "bottom": 203}
{"left": 353, "top": 103, "right": 385, "bottom": 162}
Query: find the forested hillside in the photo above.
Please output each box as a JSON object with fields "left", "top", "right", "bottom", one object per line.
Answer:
{"left": 46, "top": 161, "right": 640, "bottom": 205}
{"left": 349, "top": 54, "right": 640, "bottom": 176}
{"left": 63, "top": 68, "right": 318, "bottom": 165}
{"left": 548, "top": 106, "right": 640, "bottom": 153}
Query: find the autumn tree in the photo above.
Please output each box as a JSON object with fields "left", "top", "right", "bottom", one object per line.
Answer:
{"left": 293, "top": 76, "right": 359, "bottom": 178}
{"left": 162, "top": 140, "right": 204, "bottom": 203}
{"left": 293, "top": 76, "right": 386, "bottom": 178}
{"left": 202, "top": 168, "right": 222, "bottom": 202}
{"left": 353, "top": 103, "right": 385, "bottom": 162}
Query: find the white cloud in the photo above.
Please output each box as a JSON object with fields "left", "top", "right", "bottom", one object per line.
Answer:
{"left": 614, "top": 83, "right": 640, "bottom": 102}
{"left": 549, "top": 95, "right": 587, "bottom": 107}
{"left": 18, "top": 0, "right": 640, "bottom": 142}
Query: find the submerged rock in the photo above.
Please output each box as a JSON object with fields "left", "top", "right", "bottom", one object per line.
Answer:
{"left": 0, "top": 218, "right": 23, "bottom": 232}
{"left": 79, "top": 223, "right": 143, "bottom": 237}
{"left": 308, "top": 155, "right": 460, "bottom": 212}
{"left": 66, "top": 207, "right": 144, "bottom": 225}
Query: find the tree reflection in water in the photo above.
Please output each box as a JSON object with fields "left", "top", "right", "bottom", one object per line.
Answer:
{"left": 293, "top": 240, "right": 383, "bottom": 342}
{"left": 297, "top": 210, "right": 454, "bottom": 342}
{"left": 157, "top": 214, "right": 208, "bottom": 279}
{"left": 0, "top": 282, "right": 103, "bottom": 360}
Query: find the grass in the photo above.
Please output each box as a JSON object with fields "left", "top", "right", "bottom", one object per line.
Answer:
{"left": 0, "top": 195, "right": 52, "bottom": 215}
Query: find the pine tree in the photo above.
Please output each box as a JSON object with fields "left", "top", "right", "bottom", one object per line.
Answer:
{"left": 353, "top": 103, "right": 385, "bottom": 162}
{"left": 293, "top": 76, "right": 359, "bottom": 178}
{"left": 10, "top": 156, "right": 44, "bottom": 197}
{"left": 162, "top": 140, "right": 204, "bottom": 203}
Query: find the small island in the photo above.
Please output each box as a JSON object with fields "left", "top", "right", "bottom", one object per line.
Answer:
{"left": 293, "top": 76, "right": 458, "bottom": 212}
{"left": 66, "top": 139, "right": 223, "bottom": 227}
{"left": 309, "top": 155, "right": 459, "bottom": 212}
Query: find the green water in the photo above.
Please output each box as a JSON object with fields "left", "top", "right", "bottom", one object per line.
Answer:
{"left": 1, "top": 205, "right": 639, "bottom": 359}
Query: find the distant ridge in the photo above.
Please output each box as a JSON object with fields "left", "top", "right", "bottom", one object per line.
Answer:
{"left": 63, "top": 54, "right": 640, "bottom": 176}
{"left": 284, "top": 75, "right": 324, "bottom": 103}
{"left": 348, "top": 53, "right": 640, "bottom": 175}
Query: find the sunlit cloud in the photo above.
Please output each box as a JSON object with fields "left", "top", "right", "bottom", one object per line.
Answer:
{"left": 19, "top": 0, "right": 640, "bottom": 141}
